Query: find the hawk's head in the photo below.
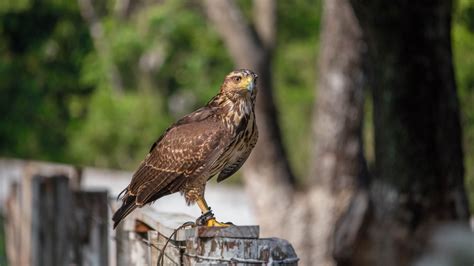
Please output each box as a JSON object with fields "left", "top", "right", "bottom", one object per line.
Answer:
{"left": 220, "top": 69, "right": 258, "bottom": 100}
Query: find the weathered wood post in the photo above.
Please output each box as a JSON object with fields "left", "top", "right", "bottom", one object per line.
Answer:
{"left": 4, "top": 171, "right": 109, "bottom": 266}
{"left": 72, "top": 190, "right": 109, "bottom": 266}
{"left": 31, "top": 175, "right": 72, "bottom": 266}
{"left": 115, "top": 207, "right": 299, "bottom": 265}
{"left": 4, "top": 182, "right": 21, "bottom": 266}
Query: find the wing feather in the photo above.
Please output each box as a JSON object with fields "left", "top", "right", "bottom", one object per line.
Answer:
{"left": 127, "top": 113, "right": 228, "bottom": 205}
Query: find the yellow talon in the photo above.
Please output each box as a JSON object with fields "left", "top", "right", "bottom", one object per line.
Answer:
{"left": 196, "top": 196, "right": 233, "bottom": 227}
{"left": 206, "top": 218, "right": 233, "bottom": 227}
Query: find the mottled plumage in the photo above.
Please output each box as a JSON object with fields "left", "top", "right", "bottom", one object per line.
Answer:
{"left": 113, "top": 69, "right": 258, "bottom": 228}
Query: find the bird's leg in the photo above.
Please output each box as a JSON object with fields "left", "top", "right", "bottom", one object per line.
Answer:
{"left": 195, "top": 197, "right": 233, "bottom": 227}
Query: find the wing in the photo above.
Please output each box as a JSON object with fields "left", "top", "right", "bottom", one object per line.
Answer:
{"left": 127, "top": 108, "right": 228, "bottom": 205}
{"left": 216, "top": 131, "right": 258, "bottom": 182}
{"left": 147, "top": 106, "right": 215, "bottom": 153}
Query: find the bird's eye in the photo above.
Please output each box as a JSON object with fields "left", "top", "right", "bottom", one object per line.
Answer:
{"left": 232, "top": 76, "right": 242, "bottom": 82}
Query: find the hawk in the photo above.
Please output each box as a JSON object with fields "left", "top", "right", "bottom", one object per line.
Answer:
{"left": 113, "top": 69, "right": 258, "bottom": 228}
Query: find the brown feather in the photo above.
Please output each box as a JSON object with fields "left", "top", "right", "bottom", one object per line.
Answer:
{"left": 112, "top": 195, "right": 137, "bottom": 228}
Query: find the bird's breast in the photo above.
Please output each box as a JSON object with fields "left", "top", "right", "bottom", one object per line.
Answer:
{"left": 209, "top": 112, "right": 257, "bottom": 177}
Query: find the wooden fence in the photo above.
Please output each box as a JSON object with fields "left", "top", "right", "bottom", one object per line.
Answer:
{"left": 1, "top": 160, "right": 298, "bottom": 265}
{"left": 4, "top": 174, "right": 108, "bottom": 266}
{"left": 116, "top": 207, "right": 298, "bottom": 265}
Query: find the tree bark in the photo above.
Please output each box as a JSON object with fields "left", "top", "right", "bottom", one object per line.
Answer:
{"left": 202, "top": 0, "right": 296, "bottom": 239}
{"left": 349, "top": 0, "right": 471, "bottom": 265}
{"left": 309, "top": 0, "right": 369, "bottom": 264}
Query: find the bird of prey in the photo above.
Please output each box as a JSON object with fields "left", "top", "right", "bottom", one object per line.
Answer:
{"left": 112, "top": 69, "right": 258, "bottom": 228}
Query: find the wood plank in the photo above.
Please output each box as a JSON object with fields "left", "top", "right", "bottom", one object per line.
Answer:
{"left": 115, "top": 220, "right": 149, "bottom": 266}
{"left": 184, "top": 236, "right": 299, "bottom": 265}
{"left": 147, "top": 230, "right": 182, "bottom": 266}
{"left": 133, "top": 208, "right": 258, "bottom": 240}
{"left": 115, "top": 222, "right": 133, "bottom": 266}
{"left": 185, "top": 225, "right": 259, "bottom": 239}
{"left": 133, "top": 207, "right": 195, "bottom": 241}
{"left": 31, "top": 175, "right": 72, "bottom": 266}
{"left": 4, "top": 182, "right": 20, "bottom": 266}
{"left": 20, "top": 172, "right": 33, "bottom": 266}
{"left": 147, "top": 231, "right": 160, "bottom": 266}
{"left": 72, "top": 190, "right": 109, "bottom": 266}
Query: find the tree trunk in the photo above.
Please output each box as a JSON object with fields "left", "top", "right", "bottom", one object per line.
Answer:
{"left": 349, "top": 0, "right": 471, "bottom": 265}
{"left": 309, "top": 0, "right": 369, "bottom": 264}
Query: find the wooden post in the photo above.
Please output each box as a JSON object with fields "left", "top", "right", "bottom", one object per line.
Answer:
{"left": 0, "top": 211, "right": 6, "bottom": 266}
{"left": 30, "top": 175, "right": 72, "bottom": 266}
{"left": 5, "top": 182, "right": 21, "bottom": 266}
{"left": 72, "top": 190, "right": 109, "bottom": 266}
{"left": 147, "top": 230, "right": 183, "bottom": 266}
{"left": 115, "top": 217, "right": 149, "bottom": 266}
{"left": 115, "top": 206, "right": 299, "bottom": 265}
{"left": 183, "top": 228, "right": 298, "bottom": 264}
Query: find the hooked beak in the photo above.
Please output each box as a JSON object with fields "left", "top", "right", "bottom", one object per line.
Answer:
{"left": 247, "top": 73, "right": 258, "bottom": 92}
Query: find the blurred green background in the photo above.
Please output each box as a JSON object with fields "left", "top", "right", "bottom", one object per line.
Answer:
{"left": 0, "top": 0, "right": 473, "bottom": 208}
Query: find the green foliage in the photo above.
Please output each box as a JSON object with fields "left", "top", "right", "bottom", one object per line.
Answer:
{"left": 0, "top": 0, "right": 30, "bottom": 13}
{"left": 0, "top": 0, "right": 473, "bottom": 208}
{"left": 68, "top": 88, "right": 171, "bottom": 169}
{"left": 0, "top": 0, "right": 92, "bottom": 162}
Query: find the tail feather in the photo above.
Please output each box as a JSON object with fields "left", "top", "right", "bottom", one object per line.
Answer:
{"left": 112, "top": 195, "right": 138, "bottom": 229}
